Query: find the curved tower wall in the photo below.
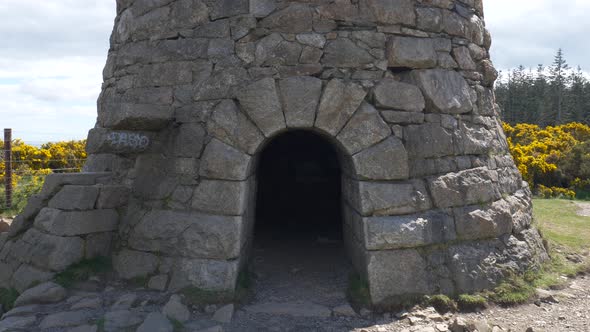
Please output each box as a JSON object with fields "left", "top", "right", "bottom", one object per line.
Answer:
{"left": 0, "top": 0, "right": 548, "bottom": 305}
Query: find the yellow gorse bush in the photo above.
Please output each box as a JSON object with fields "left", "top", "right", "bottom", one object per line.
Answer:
{"left": 503, "top": 122, "right": 590, "bottom": 198}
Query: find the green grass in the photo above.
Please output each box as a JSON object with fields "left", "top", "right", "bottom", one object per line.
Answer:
{"left": 457, "top": 294, "right": 488, "bottom": 311}
{"left": 0, "top": 173, "right": 46, "bottom": 217}
{"left": 533, "top": 199, "right": 590, "bottom": 249}
{"left": 170, "top": 318, "right": 184, "bottom": 332}
{"left": 54, "top": 257, "right": 112, "bottom": 288}
{"left": 0, "top": 288, "right": 19, "bottom": 311}
{"left": 427, "top": 294, "right": 457, "bottom": 312}
{"left": 481, "top": 199, "right": 590, "bottom": 306}
{"left": 347, "top": 273, "right": 371, "bottom": 308}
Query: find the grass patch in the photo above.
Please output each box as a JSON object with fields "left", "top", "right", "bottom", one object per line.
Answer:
{"left": 490, "top": 274, "right": 536, "bottom": 306}
{"left": 95, "top": 318, "right": 105, "bottom": 332}
{"left": 347, "top": 273, "right": 371, "bottom": 309}
{"left": 427, "top": 294, "right": 457, "bottom": 313}
{"left": 457, "top": 294, "right": 488, "bottom": 311}
{"left": 533, "top": 199, "right": 590, "bottom": 249}
{"left": 170, "top": 318, "right": 184, "bottom": 332}
{"left": 0, "top": 288, "right": 19, "bottom": 311}
{"left": 54, "top": 257, "right": 112, "bottom": 288}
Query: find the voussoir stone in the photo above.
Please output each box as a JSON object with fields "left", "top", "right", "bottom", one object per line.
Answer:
{"left": 352, "top": 136, "right": 409, "bottom": 180}
{"left": 236, "top": 77, "right": 285, "bottom": 137}
{"left": 373, "top": 79, "right": 425, "bottom": 112}
{"left": 279, "top": 76, "right": 323, "bottom": 128}
{"left": 207, "top": 99, "right": 264, "bottom": 155}
{"left": 387, "top": 37, "right": 437, "bottom": 69}
{"left": 14, "top": 282, "right": 66, "bottom": 307}
{"left": 200, "top": 139, "right": 252, "bottom": 180}
{"left": 315, "top": 79, "right": 367, "bottom": 136}
{"left": 410, "top": 69, "right": 474, "bottom": 114}
{"left": 337, "top": 102, "right": 391, "bottom": 155}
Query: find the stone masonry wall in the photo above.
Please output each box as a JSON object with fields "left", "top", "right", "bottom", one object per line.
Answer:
{"left": 0, "top": 0, "right": 549, "bottom": 305}
{"left": 0, "top": 173, "right": 127, "bottom": 292}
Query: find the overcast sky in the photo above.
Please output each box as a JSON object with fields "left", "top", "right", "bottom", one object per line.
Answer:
{"left": 1, "top": 0, "right": 588, "bottom": 143}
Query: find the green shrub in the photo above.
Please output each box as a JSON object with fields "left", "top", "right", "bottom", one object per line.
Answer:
{"left": 457, "top": 294, "right": 488, "bottom": 311}
{"left": 0, "top": 288, "right": 19, "bottom": 311}
{"left": 54, "top": 257, "right": 112, "bottom": 288}
{"left": 428, "top": 294, "right": 457, "bottom": 313}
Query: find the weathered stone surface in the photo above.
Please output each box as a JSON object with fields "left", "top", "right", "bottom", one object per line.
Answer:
{"left": 0, "top": 316, "right": 37, "bottom": 331}
{"left": 14, "top": 282, "right": 66, "bottom": 307}
{"left": 250, "top": 0, "right": 276, "bottom": 18}
{"left": 39, "top": 311, "right": 94, "bottom": 329}
{"left": 163, "top": 294, "right": 190, "bottom": 322}
{"left": 352, "top": 136, "right": 409, "bottom": 180}
{"left": 104, "top": 310, "right": 144, "bottom": 331}
{"left": 19, "top": 229, "right": 85, "bottom": 272}
{"left": 207, "top": 100, "right": 264, "bottom": 155}
{"left": 96, "top": 185, "right": 130, "bottom": 209}
{"left": 10, "top": 264, "right": 55, "bottom": 293}
{"left": 428, "top": 167, "right": 500, "bottom": 208}
{"left": 455, "top": 121, "right": 495, "bottom": 154}
{"left": 363, "top": 0, "right": 416, "bottom": 25}
{"left": 315, "top": 79, "right": 367, "bottom": 136}
{"left": 373, "top": 79, "right": 425, "bottom": 112}
{"left": 278, "top": 76, "right": 322, "bottom": 128}
{"left": 363, "top": 211, "right": 456, "bottom": 250}
{"left": 260, "top": 4, "right": 312, "bottom": 33}
{"left": 212, "top": 304, "right": 234, "bottom": 323}
{"left": 99, "top": 103, "right": 173, "bottom": 131}
{"left": 410, "top": 69, "right": 474, "bottom": 114}
{"left": 113, "top": 249, "right": 159, "bottom": 279}
{"left": 367, "top": 249, "right": 433, "bottom": 304}
{"left": 129, "top": 210, "right": 243, "bottom": 259}
{"left": 85, "top": 232, "right": 113, "bottom": 259}
{"left": 148, "top": 274, "right": 169, "bottom": 291}
{"left": 381, "top": 110, "right": 425, "bottom": 124}
{"left": 387, "top": 37, "right": 437, "bottom": 69}
{"left": 454, "top": 200, "right": 513, "bottom": 240}
{"left": 236, "top": 78, "right": 285, "bottom": 137}
{"left": 138, "top": 312, "right": 173, "bottom": 332}
{"left": 337, "top": 102, "right": 391, "bottom": 155}
{"left": 352, "top": 180, "right": 432, "bottom": 216}
{"left": 453, "top": 46, "right": 477, "bottom": 70}
{"left": 322, "top": 38, "right": 374, "bottom": 68}
{"left": 34, "top": 208, "right": 119, "bottom": 236}
{"left": 200, "top": 139, "right": 252, "bottom": 180}
{"left": 40, "top": 173, "right": 110, "bottom": 199}
{"left": 244, "top": 302, "right": 332, "bottom": 318}
{"left": 192, "top": 179, "right": 249, "bottom": 215}
{"left": 48, "top": 185, "right": 99, "bottom": 210}
{"left": 169, "top": 258, "right": 238, "bottom": 291}
{"left": 404, "top": 123, "right": 454, "bottom": 158}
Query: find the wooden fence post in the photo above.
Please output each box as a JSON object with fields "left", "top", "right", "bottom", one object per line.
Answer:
{"left": 4, "top": 128, "right": 12, "bottom": 209}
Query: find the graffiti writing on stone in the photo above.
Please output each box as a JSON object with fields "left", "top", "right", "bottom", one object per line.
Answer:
{"left": 107, "top": 132, "right": 150, "bottom": 151}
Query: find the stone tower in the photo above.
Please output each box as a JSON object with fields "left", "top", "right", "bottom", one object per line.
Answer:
{"left": 0, "top": 0, "right": 548, "bottom": 305}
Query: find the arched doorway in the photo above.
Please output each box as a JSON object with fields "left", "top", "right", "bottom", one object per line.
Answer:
{"left": 251, "top": 130, "right": 351, "bottom": 305}
{"left": 255, "top": 130, "right": 342, "bottom": 241}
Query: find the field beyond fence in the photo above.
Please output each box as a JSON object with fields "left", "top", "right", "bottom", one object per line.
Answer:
{"left": 1, "top": 129, "right": 86, "bottom": 216}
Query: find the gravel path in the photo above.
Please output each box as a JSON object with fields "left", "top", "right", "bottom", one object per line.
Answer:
{"left": 574, "top": 202, "right": 590, "bottom": 217}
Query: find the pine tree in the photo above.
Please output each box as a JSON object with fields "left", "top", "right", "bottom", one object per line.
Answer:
{"left": 548, "top": 48, "right": 569, "bottom": 125}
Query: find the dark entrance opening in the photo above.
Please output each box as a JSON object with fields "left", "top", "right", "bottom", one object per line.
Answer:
{"left": 251, "top": 130, "right": 350, "bottom": 307}
{"left": 255, "top": 130, "right": 342, "bottom": 241}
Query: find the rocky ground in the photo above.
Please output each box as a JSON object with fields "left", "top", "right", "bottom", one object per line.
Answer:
{"left": 0, "top": 231, "right": 589, "bottom": 332}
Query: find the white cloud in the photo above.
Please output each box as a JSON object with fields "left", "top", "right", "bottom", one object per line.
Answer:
{"left": 484, "top": 0, "right": 590, "bottom": 71}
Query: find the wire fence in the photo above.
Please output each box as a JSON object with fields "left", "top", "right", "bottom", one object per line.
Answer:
{"left": 1, "top": 128, "right": 86, "bottom": 213}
